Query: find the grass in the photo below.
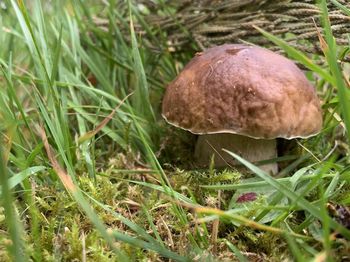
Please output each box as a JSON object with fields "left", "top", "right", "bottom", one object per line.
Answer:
{"left": 0, "top": 0, "right": 350, "bottom": 261}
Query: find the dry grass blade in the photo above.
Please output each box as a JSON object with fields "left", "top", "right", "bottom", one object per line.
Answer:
{"left": 312, "top": 18, "right": 328, "bottom": 55}
{"left": 77, "top": 92, "right": 133, "bottom": 144}
{"left": 3, "top": 129, "right": 14, "bottom": 163}
{"left": 195, "top": 206, "right": 291, "bottom": 236}
{"left": 211, "top": 191, "right": 220, "bottom": 255}
{"left": 2, "top": 0, "right": 350, "bottom": 259}
{"left": 171, "top": 198, "right": 306, "bottom": 239}
{"left": 39, "top": 126, "right": 76, "bottom": 192}
{"left": 39, "top": 126, "right": 126, "bottom": 259}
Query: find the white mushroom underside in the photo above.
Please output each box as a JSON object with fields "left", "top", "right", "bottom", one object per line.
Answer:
{"left": 194, "top": 133, "right": 278, "bottom": 174}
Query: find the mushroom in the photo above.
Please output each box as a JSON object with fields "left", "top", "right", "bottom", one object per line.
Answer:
{"left": 162, "top": 44, "right": 322, "bottom": 174}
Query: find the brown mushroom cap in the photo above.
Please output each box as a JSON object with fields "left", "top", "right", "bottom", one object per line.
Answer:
{"left": 162, "top": 44, "right": 323, "bottom": 139}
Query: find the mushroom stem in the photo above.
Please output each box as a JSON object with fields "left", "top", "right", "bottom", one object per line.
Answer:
{"left": 194, "top": 134, "right": 278, "bottom": 174}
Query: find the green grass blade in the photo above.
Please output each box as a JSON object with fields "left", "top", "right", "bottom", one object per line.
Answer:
{"left": 225, "top": 240, "right": 248, "bottom": 262}
{"left": 319, "top": 0, "right": 350, "bottom": 145}
{"left": 111, "top": 231, "right": 189, "bottom": 262}
{"left": 200, "top": 172, "right": 336, "bottom": 191}
{"left": 7, "top": 166, "right": 46, "bottom": 190}
{"left": 128, "top": 1, "right": 155, "bottom": 123}
{"left": 83, "top": 189, "right": 188, "bottom": 261}
{"left": 223, "top": 149, "right": 350, "bottom": 239}
{"left": 141, "top": 205, "right": 165, "bottom": 247}
{"left": 254, "top": 26, "right": 335, "bottom": 86}
{"left": 284, "top": 233, "right": 306, "bottom": 262}
{"left": 330, "top": 0, "right": 350, "bottom": 16}
{"left": 0, "top": 145, "right": 27, "bottom": 261}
